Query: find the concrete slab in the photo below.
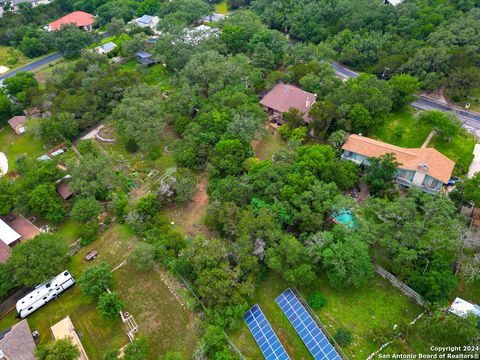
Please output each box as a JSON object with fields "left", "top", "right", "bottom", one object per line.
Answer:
{"left": 467, "top": 143, "right": 480, "bottom": 178}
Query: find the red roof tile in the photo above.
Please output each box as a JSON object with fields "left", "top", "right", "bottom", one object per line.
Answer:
{"left": 260, "top": 84, "right": 316, "bottom": 114}
{"left": 47, "top": 11, "right": 94, "bottom": 31}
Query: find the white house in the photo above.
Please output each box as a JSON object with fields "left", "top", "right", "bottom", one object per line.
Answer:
{"left": 182, "top": 25, "right": 219, "bottom": 45}
{"left": 341, "top": 134, "right": 455, "bottom": 194}
{"left": 130, "top": 14, "right": 160, "bottom": 33}
{"left": 96, "top": 41, "right": 117, "bottom": 54}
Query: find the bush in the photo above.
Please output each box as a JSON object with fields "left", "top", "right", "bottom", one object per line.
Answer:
{"left": 78, "top": 221, "right": 99, "bottom": 246}
{"left": 278, "top": 124, "right": 308, "bottom": 144}
{"left": 334, "top": 327, "right": 352, "bottom": 346}
{"left": 124, "top": 337, "right": 148, "bottom": 360}
{"left": 98, "top": 291, "right": 124, "bottom": 318}
{"left": 307, "top": 291, "right": 327, "bottom": 310}
{"left": 71, "top": 197, "right": 103, "bottom": 223}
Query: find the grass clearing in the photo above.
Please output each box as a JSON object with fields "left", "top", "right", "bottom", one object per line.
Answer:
{"left": 113, "top": 265, "right": 199, "bottom": 358}
{"left": 214, "top": 0, "right": 228, "bottom": 14}
{"left": 55, "top": 218, "right": 81, "bottom": 245}
{"left": 252, "top": 129, "right": 286, "bottom": 160}
{"left": 0, "top": 126, "right": 45, "bottom": 171}
{"left": 429, "top": 130, "right": 476, "bottom": 176}
{"left": 369, "top": 108, "right": 432, "bottom": 148}
{"left": 0, "top": 46, "right": 55, "bottom": 71}
{"left": 231, "top": 273, "right": 425, "bottom": 359}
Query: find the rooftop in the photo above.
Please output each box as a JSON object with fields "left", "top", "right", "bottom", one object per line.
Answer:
{"left": 7, "top": 115, "right": 27, "bottom": 129}
{"left": 342, "top": 134, "right": 455, "bottom": 183}
{"left": 0, "top": 218, "right": 21, "bottom": 246}
{"left": 260, "top": 84, "right": 316, "bottom": 115}
{"left": 47, "top": 11, "right": 94, "bottom": 31}
{"left": 99, "top": 42, "right": 116, "bottom": 51}
{"left": 136, "top": 51, "right": 152, "bottom": 59}
{"left": 51, "top": 316, "right": 89, "bottom": 360}
{"left": 0, "top": 320, "right": 36, "bottom": 360}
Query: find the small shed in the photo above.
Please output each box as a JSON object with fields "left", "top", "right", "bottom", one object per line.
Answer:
{"left": 51, "top": 316, "right": 89, "bottom": 360}
{"left": 56, "top": 177, "right": 74, "bottom": 200}
{"left": 136, "top": 51, "right": 155, "bottom": 66}
{"left": 7, "top": 115, "right": 27, "bottom": 135}
{"left": 96, "top": 41, "right": 117, "bottom": 54}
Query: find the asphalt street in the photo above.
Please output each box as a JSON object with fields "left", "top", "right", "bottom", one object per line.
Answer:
{"left": 0, "top": 52, "right": 62, "bottom": 82}
{"left": 329, "top": 61, "right": 480, "bottom": 135}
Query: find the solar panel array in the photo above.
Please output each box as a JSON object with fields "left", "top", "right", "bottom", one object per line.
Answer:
{"left": 276, "top": 289, "right": 341, "bottom": 360}
{"left": 243, "top": 305, "right": 291, "bottom": 360}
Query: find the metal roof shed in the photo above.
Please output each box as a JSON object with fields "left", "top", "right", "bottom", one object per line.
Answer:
{"left": 0, "top": 219, "right": 21, "bottom": 246}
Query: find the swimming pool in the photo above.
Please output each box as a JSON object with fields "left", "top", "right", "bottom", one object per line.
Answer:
{"left": 332, "top": 209, "right": 357, "bottom": 229}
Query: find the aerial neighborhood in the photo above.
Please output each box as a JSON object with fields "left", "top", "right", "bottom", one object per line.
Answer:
{"left": 0, "top": 0, "right": 479, "bottom": 359}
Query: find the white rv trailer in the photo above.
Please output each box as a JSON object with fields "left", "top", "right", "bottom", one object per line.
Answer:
{"left": 16, "top": 270, "right": 75, "bottom": 318}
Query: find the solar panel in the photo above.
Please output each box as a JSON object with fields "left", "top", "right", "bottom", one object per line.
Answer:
{"left": 243, "top": 305, "right": 291, "bottom": 360}
{"left": 276, "top": 289, "right": 341, "bottom": 360}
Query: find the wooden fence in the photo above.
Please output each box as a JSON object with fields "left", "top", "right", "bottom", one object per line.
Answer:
{"left": 375, "top": 265, "right": 427, "bottom": 308}
{"left": 0, "top": 287, "right": 31, "bottom": 319}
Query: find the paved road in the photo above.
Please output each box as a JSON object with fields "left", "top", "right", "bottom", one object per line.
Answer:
{"left": 329, "top": 61, "right": 480, "bottom": 134}
{"left": 0, "top": 52, "right": 62, "bottom": 82}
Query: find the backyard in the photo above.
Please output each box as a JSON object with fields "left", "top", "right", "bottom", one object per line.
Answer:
{"left": 0, "top": 223, "right": 198, "bottom": 359}
{"left": 231, "top": 273, "right": 426, "bottom": 359}
{"left": 0, "top": 126, "right": 45, "bottom": 171}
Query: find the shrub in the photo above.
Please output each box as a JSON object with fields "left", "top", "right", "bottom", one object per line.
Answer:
{"left": 71, "top": 197, "right": 103, "bottom": 223}
{"left": 307, "top": 291, "right": 327, "bottom": 310}
{"left": 78, "top": 221, "right": 99, "bottom": 246}
{"left": 78, "top": 263, "right": 112, "bottom": 298}
{"left": 334, "top": 327, "right": 352, "bottom": 346}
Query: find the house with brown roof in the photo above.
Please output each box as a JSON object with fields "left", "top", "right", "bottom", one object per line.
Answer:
{"left": 0, "top": 214, "right": 41, "bottom": 263}
{"left": 44, "top": 11, "right": 94, "bottom": 32}
{"left": 7, "top": 115, "right": 27, "bottom": 135}
{"left": 259, "top": 84, "right": 316, "bottom": 124}
{"left": 341, "top": 134, "right": 455, "bottom": 194}
{"left": 0, "top": 320, "right": 37, "bottom": 360}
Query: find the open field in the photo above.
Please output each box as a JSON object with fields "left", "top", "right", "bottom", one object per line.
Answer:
{"left": 0, "top": 126, "right": 45, "bottom": 171}
{"left": 231, "top": 273, "right": 425, "bottom": 359}
{"left": 0, "top": 223, "right": 198, "bottom": 359}
{"left": 55, "top": 218, "right": 82, "bottom": 245}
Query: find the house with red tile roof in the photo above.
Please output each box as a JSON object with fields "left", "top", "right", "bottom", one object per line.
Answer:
{"left": 44, "top": 11, "right": 94, "bottom": 31}
{"left": 341, "top": 134, "right": 455, "bottom": 194}
{"left": 259, "top": 84, "right": 316, "bottom": 124}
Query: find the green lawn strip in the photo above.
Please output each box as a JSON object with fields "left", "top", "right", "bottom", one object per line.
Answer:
{"left": 254, "top": 130, "right": 286, "bottom": 161}
{"left": 0, "top": 46, "right": 56, "bottom": 72}
{"left": 214, "top": 0, "right": 228, "bottom": 14}
{"left": 428, "top": 130, "right": 476, "bottom": 176}
{"left": 112, "top": 265, "right": 198, "bottom": 359}
{"left": 369, "top": 108, "right": 433, "bottom": 148}
{"left": 55, "top": 218, "right": 82, "bottom": 245}
{"left": 0, "top": 127, "right": 45, "bottom": 171}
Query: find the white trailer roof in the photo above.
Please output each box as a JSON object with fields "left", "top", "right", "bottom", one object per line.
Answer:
{"left": 0, "top": 219, "right": 21, "bottom": 245}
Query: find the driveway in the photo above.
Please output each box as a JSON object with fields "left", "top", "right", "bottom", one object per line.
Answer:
{"left": 0, "top": 52, "right": 62, "bottom": 82}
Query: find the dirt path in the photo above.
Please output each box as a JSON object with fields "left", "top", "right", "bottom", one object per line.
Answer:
{"left": 421, "top": 130, "right": 436, "bottom": 148}
{"left": 167, "top": 173, "right": 215, "bottom": 239}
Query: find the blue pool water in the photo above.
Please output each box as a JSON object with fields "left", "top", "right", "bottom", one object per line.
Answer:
{"left": 333, "top": 210, "right": 356, "bottom": 229}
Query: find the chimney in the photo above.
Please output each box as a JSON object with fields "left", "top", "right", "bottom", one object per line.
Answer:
{"left": 306, "top": 98, "right": 311, "bottom": 108}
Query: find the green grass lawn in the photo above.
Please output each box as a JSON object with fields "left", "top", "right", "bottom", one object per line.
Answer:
{"left": 214, "top": 0, "right": 228, "bottom": 14}
{"left": 429, "top": 130, "right": 476, "bottom": 176}
{"left": 142, "top": 64, "right": 171, "bottom": 90}
{"left": 369, "top": 108, "right": 433, "bottom": 148}
{"left": 0, "top": 46, "right": 56, "bottom": 72}
{"left": 231, "top": 273, "right": 425, "bottom": 359}
{"left": 55, "top": 218, "right": 82, "bottom": 245}
{"left": 0, "top": 223, "right": 197, "bottom": 359}
{"left": 253, "top": 129, "right": 286, "bottom": 160}
{"left": 0, "top": 126, "right": 45, "bottom": 171}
